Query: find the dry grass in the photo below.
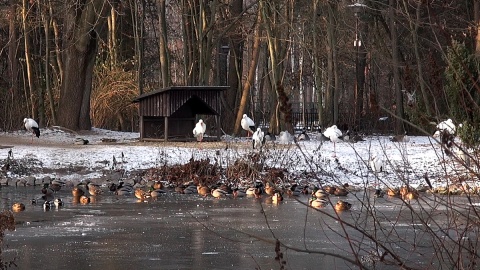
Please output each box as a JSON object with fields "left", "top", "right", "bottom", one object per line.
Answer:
{"left": 91, "top": 67, "right": 139, "bottom": 131}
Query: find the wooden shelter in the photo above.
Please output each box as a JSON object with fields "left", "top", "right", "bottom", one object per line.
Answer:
{"left": 133, "top": 86, "right": 227, "bottom": 141}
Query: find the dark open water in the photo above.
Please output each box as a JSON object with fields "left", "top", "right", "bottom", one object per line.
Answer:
{"left": 1, "top": 186, "right": 477, "bottom": 269}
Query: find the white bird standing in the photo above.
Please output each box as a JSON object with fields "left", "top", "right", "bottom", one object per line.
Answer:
{"left": 323, "top": 125, "right": 342, "bottom": 157}
{"left": 434, "top": 119, "right": 456, "bottom": 137}
{"left": 24, "top": 118, "right": 40, "bottom": 143}
{"left": 370, "top": 153, "right": 383, "bottom": 192}
{"left": 240, "top": 114, "right": 255, "bottom": 137}
{"left": 278, "top": 131, "right": 294, "bottom": 144}
{"left": 193, "top": 119, "right": 207, "bottom": 142}
{"left": 264, "top": 132, "right": 276, "bottom": 142}
{"left": 252, "top": 128, "right": 265, "bottom": 149}
{"left": 370, "top": 154, "right": 383, "bottom": 173}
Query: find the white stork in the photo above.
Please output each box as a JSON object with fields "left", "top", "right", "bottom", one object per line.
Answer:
{"left": 323, "top": 125, "right": 342, "bottom": 157}
{"left": 252, "top": 128, "right": 265, "bottom": 149}
{"left": 193, "top": 119, "right": 207, "bottom": 142}
{"left": 241, "top": 114, "right": 255, "bottom": 137}
{"left": 434, "top": 119, "right": 456, "bottom": 137}
{"left": 24, "top": 118, "right": 40, "bottom": 143}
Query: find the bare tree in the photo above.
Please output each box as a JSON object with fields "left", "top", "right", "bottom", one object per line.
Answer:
{"left": 57, "top": 0, "right": 110, "bottom": 130}
{"left": 157, "top": 0, "right": 170, "bottom": 88}
{"left": 234, "top": 8, "right": 262, "bottom": 135}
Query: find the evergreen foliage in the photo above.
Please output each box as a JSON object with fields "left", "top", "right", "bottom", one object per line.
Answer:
{"left": 444, "top": 41, "right": 480, "bottom": 147}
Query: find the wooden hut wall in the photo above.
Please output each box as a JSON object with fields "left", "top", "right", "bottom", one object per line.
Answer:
{"left": 143, "top": 117, "right": 165, "bottom": 139}
{"left": 169, "top": 90, "right": 221, "bottom": 116}
{"left": 139, "top": 93, "right": 169, "bottom": 117}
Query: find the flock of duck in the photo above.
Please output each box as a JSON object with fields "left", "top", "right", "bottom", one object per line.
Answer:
{"left": 10, "top": 178, "right": 361, "bottom": 213}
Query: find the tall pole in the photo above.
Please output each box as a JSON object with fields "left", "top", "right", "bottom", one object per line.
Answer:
{"left": 354, "top": 13, "right": 361, "bottom": 127}
{"left": 349, "top": 1, "right": 367, "bottom": 129}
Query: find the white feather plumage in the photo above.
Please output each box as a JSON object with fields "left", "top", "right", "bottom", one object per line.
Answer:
{"left": 193, "top": 119, "right": 206, "bottom": 142}
{"left": 434, "top": 119, "right": 456, "bottom": 136}
{"left": 370, "top": 154, "right": 383, "bottom": 173}
{"left": 24, "top": 118, "right": 40, "bottom": 140}
{"left": 252, "top": 128, "right": 265, "bottom": 149}
{"left": 278, "top": 131, "right": 294, "bottom": 144}
{"left": 241, "top": 114, "right": 255, "bottom": 135}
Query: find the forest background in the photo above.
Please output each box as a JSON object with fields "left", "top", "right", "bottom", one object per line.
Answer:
{"left": 0, "top": 0, "right": 479, "bottom": 141}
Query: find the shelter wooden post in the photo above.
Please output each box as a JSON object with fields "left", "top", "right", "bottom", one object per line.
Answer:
{"left": 216, "top": 115, "right": 221, "bottom": 140}
{"left": 164, "top": 116, "right": 168, "bottom": 142}
{"left": 139, "top": 115, "right": 144, "bottom": 140}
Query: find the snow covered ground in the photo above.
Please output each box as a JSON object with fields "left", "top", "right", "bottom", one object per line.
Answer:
{"left": 0, "top": 127, "right": 474, "bottom": 190}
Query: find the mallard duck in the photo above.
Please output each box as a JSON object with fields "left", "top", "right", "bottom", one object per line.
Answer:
{"left": 399, "top": 186, "right": 412, "bottom": 198}
{"left": 387, "top": 188, "right": 400, "bottom": 197}
{"left": 87, "top": 182, "right": 103, "bottom": 196}
{"left": 218, "top": 183, "right": 233, "bottom": 194}
{"left": 286, "top": 185, "right": 302, "bottom": 197}
{"left": 197, "top": 185, "right": 211, "bottom": 197}
{"left": 324, "top": 186, "right": 336, "bottom": 195}
{"left": 374, "top": 188, "right": 385, "bottom": 198}
{"left": 42, "top": 183, "right": 55, "bottom": 196}
{"left": 246, "top": 186, "right": 262, "bottom": 198}
{"left": 12, "top": 202, "right": 25, "bottom": 212}
{"left": 183, "top": 185, "right": 198, "bottom": 194}
{"left": 149, "top": 187, "right": 167, "bottom": 198}
{"left": 314, "top": 188, "right": 329, "bottom": 199}
{"left": 272, "top": 192, "right": 283, "bottom": 203}
{"left": 114, "top": 181, "right": 134, "bottom": 195}
{"left": 211, "top": 188, "right": 228, "bottom": 198}
{"left": 49, "top": 181, "right": 63, "bottom": 192}
{"left": 334, "top": 187, "right": 349, "bottom": 196}
{"left": 310, "top": 198, "right": 328, "bottom": 208}
{"left": 233, "top": 188, "right": 246, "bottom": 198}
{"left": 334, "top": 200, "right": 352, "bottom": 211}
{"left": 134, "top": 188, "right": 150, "bottom": 200}
{"left": 153, "top": 181, "right": 163, "bottom": 190}
{"left": 265, "top": 186, "right": 276, "bottom": 196}
{"left": 403, "top": 190, "right": 419, "bottom": 201}
{"left": 72, "top": 185, "right": 86, "bottom": 197}
{"left": 54, "top": 198, "right": 63, "bottom": 208}
{"left": 79, "top": 195, "right": 90, "bottom": 204}
{"left": 43, "top": 200, "right": 53, "bottom": 211}
{"left": 116, "top": 186, "right": 134, "bottom": 196}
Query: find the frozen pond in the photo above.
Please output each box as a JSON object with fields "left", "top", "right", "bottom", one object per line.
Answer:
{"left": 1, "top": 186, "right": 479, "bottom": 269}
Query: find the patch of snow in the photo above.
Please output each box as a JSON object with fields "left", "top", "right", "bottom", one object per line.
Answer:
{"left": 0, "top": 128, "right": 474, "bottom": 189}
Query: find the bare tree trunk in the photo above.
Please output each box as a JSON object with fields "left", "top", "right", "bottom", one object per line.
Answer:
{"left": 475, "top": 0, "right": 480, "bottom": 56}
{"left": 43, "top": 0, "right": 56, "bottom": 125}
{"left": 312, "top": 0, "right": 323, "bottom": 127}
{"left": 390, "top": 0, "right": 404, "bottom": 134}
{"left": 158, "top": 0, "right": 170, "bottom": 88}
{"left": 234, "top": 9, "right": 261, "bottom": 135}
{"left": 57, "top": 0, "right": 109, "bottom": 130}
{"left": 326, "top": 2, "right": 339, "bottom": 125}
{"left": 50, "top": 8, "right": 64, "bottom": 84}
{"left": 8, "top": 1, "right": 18, "bottom": 97}
{"left": 22, "top": 0, "right": 37, "bottom": 119}
{"left": 402, "top": 0, "right": 431, "bottom": 116}
{"left": 222, "top": 0, "right": 243, "bottom": 133}
{"left": 133, "top": 0, "right": 144, "bottom": 94}
{"left": 108, "top": 7, "right": 117, "bottom": 67}
{"left": 6, "top": 0, "right": 19, "bottom": 130}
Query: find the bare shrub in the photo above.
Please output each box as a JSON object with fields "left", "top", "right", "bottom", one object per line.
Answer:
{"left": 91, "top": 66, "right": 139, "bottom": 131}
{"left": 0, "top": 210, "right": 15, "bottom": 269}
